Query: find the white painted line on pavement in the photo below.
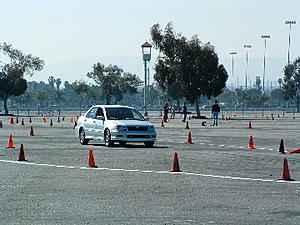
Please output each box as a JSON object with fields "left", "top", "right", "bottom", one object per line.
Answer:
{"left": 0, "top": 159, "right": 299, "bottom": 184}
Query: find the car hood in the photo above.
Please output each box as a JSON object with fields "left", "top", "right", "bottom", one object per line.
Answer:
{"left": 107, "top": 120, "right": 153, "bottom": 127}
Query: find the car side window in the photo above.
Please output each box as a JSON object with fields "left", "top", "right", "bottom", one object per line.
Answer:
{"left": 96, "top": 107, "right": 104, "bottom": 117}
{"left": 86, "top": 107, "right": 98, "bottom": 119}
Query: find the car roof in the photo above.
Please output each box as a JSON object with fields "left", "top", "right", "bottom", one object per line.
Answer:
{"left": 93, "top": 105, "right": 134, "bottom": 109}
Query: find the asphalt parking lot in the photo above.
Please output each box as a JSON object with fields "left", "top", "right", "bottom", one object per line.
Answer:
{"left": 0, "top": 110, "right": 300, "bottom": 225}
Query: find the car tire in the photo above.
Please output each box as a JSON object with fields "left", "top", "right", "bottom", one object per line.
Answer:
{"left": 79, "top": 128, "right": 89, "bottom": 145}
{"left": 119, "top": 141, "right": 126, "bottom": 147}
{"left": 144, "top": 141, "right": 154, "bottom": 148}
{"left": 104, "top": 129, "right": 114, "bottom": 147}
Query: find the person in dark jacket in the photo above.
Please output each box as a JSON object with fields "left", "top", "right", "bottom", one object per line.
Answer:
{"left": 211, "top": 100, "right": 220, "bottom": 126}
{"left": 182, "top": 102, "right": 187, "bottom": 122}
{"left": 163, "top": 103, "right": 169, "bottom": 122}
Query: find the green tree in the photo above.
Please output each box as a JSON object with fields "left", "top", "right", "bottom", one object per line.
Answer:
{"left": 278, "top": 78, "right": 283, "bottom": 88}
{"left": 87, "top": 63, "right": 142, "bottom": 104}
{"left": 282, "top": 57, "right": 300, "bottom": 112}
{"left": 0, "top": 42, "right": 44, "bottom": 114}
{"left": 48, "top": 76, "right": 63, "bottom": 105}
{"left": 35, "top": 90, "right": 49, "bottom": 106}
{"left": 270, "top": 88, "right": 285, "bottom": 106}
{"left": 150, "top": 23, "right": 228, "bottom": 116}
{"left": 72, "top": 80, "right": 90, "bottom": 110}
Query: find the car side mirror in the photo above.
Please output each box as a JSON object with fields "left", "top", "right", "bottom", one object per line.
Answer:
{"left": 144, "top": 116, "right": 149, "bottom": 121}
{"left": 96, "top": 115, "right": 105, "bottom": 120}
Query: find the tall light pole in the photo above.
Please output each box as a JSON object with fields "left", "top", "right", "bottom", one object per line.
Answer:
{"left": 244, "top": 45, "right": 252, "bottom": 90}
{"left": 285, "top": 20, "right": 296, "bottom": 64}
{"left": 261, "top": 35, "right": 270, "bottom": 93}
{"left": 141, "top": 41, "right": 152, "bottom": 116}
{"left": 230, "top": 52, "right": 237, "bottom": 89}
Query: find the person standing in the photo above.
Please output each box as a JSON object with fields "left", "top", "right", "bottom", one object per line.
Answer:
{"left": 212, "top": 100, "right": 220, "bottom": 126}
{"left": 182, "top": 102, "right": 188, "bottom": 122}
{"left": 163, "top": 103, "right": 169, "bottom": 122}
{"left": 171, "top": 105, "right": 176, "bottom": 119}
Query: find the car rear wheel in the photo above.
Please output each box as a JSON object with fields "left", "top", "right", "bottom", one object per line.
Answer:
{"left": 104, "top": 130, "right": 114, "bottom": 147}
{"left": 79, "top": 128, "right": 89, "bottom": 145}
{"left": 144, "top": 141, "right": 154, "bottom": 148}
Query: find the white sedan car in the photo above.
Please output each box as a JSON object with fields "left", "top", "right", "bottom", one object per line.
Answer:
{"left": 75, "top": 105, "right": 157, "bottom": 147}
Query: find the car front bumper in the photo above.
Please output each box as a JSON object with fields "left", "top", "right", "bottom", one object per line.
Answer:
{"left": 110, "top": 131, "right": 157, "bottom": 142}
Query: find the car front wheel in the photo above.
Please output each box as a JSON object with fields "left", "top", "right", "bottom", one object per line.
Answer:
{"left": 79, "top": 128, "right": 89, "bottom": 145}
{"left": 144, "top": 141, "right": 154, "bottom": 148}
{"left": 104, "top": 130, "right": 114, "bottom": 147}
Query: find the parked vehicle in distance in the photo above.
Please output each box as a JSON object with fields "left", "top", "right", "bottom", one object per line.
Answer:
{"left": 75, "top": 105, "right": 157, "bottom": 147}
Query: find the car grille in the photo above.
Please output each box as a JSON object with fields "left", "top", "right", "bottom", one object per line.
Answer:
{"left": 127, "top": 126, "right": 148, "bottom": 131}
{"left": 127, "top": 135, "right": 150, "bottom": 139}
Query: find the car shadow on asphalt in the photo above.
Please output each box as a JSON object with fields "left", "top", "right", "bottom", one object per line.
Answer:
{"left": 90, "top": 143, "right": 168, "bottom": 149}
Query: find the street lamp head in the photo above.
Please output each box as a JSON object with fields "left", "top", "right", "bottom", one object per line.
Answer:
{"left": 285, "top": 20, "right": 296, "bottom": 24}
{"left": 261, "top": 35, "right": 271, "bottom": 39}
{"left": 244, "top": 45, "right": 252, "bottom": 48}
{"left": 230, "top": 52, "right": 237, "bottom": 55}
{"left": 141, "top": 42, "right": 152, "bottom": 61}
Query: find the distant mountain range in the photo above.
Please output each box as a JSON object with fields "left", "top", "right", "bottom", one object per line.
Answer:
{"left": 31, "top": 56, "right": 288, "bottom": 89}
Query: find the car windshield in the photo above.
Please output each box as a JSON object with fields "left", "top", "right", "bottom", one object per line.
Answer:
{"left": 105, "top": 107, "right": 145, "bottom": 120}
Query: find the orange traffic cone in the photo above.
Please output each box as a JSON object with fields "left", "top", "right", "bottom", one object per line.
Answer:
{"left": 50, "top": 119, "right": 53, "bottom": 126}
{"left": 70, "top": 117, "right": 74, "bottom": 123}
{"left": 185, "top": 121, "right": 190, "bottom": 129}
{"left": 161, "top": 120, "right": 164, "bottom": 128}
{"left": 9, "top": 118, "right": 14, "bottom": 124}
{"left": 29, "top": 117, "right": 32, "bottom": 123}
{"left": 278, "top": 139, "right": 286, "bottom": 154}
{"left": 278, "top": 158, "right": 295, "bottom": 181}
{"left": 248, "top": 135, "right": 256, "bottom": 149}
{"left": 18, "top": 144, "right": 27, "bottom": 161}
{"left": 0, "top": 120, "right": 3, "bottom": 128}
{"left": 171, "top": 152, "right": 182, "bottom": 172}
{"left": 248, "top": 121, "right": 252, "bottom": 129}
{"left": 21, "top": 118, "right": 25, "bottom": 126}
{"left": 29, "top": 126, "right": 34, "bottom": 136}
{"left": 289, "top": 148, "right": 300, "bottom": 154}
{"left": 88, "top": 149, "right": 98, "bottom": 168}
{"left": 186, "top": 131, "right": 194, "bottom": 144}
{"left": 6, "top": 134, "right": 15, "bottom": 149}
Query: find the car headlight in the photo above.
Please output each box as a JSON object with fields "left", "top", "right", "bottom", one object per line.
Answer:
{"left": 112, "top": 125, "right": 127, "bottom": 131}
{"left": 148, "top": 125, "right": 155, "bottom": 132}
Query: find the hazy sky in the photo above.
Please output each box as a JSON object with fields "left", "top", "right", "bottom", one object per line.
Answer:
{"left": 0, "top": 0, "right": 299, "bottom": 86}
